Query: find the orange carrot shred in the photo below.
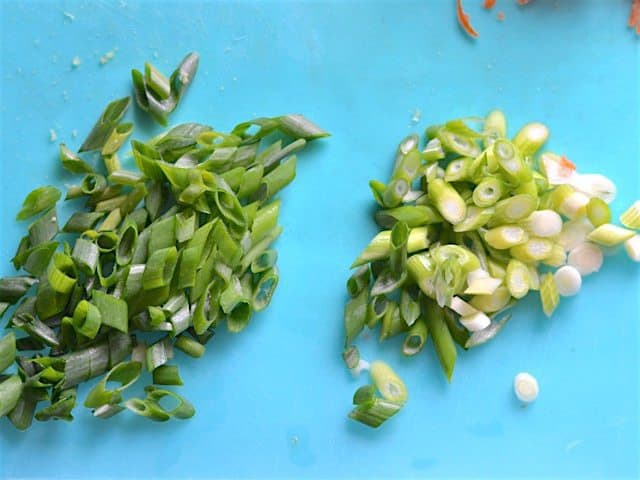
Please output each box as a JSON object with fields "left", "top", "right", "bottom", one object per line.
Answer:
{"left": 517, "top": 0, "right": 531, "bottom": 4}
{"left": 629, "top": 0, "right": 640, "bottom": 33}
{"left": 483, "top": 0, "right": 497, "bottom": 9}
{"left": 559, "top": 156, "right": 577, "bottom": 171}
{"left": 456, "top": 0, "right": 479, "bottom": 38}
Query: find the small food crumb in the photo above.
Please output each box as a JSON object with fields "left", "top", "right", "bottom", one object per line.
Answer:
{"left": 71, "top": 56, "right": 81, "bottom": 68}
{"left": 290, "top": 435, "right": 299, "bottom": 446}
{"left": 497, "top": 12, "right": 505, "bottom": 21}
{"left": 99, "top": 50, "right": 116, "bottom": 65}
{"left": 63, "top": 11, "right": 75, "bottom": 22}
{"left": 410, "top": 109, "right": 422, "bottom": 125}
{"left": 152, "top": 50, "right": 159, "bottom": 59}
{"left": 49, "top": 129, "right": 58, "bottom": 143}
{"left": 71, "top": 129, "right": 78, "bottom": 138}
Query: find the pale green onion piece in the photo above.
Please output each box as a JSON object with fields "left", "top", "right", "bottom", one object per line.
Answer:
{"left": 71, "top": 237, "right": 100, "bottom": 275}
{"left": 29, "top": 207, "right": 58, "bottom": 246}
{"left": 472, "top": 177, "right": 504, "bottom": 208}
{"left": 505, "top": 259, "right": 531, "bottom": 299}
{"left": 539, "top": 273, "right": 559, "bottom": 317}
{"left": 379, "top": 301, "right": 406, "bottom": 341}
{"left": 422, "top": 137, "right": 445, "bottom": 162}
{"left": 252, "top": 267, "right": 279, "bottom": 311}
{"left": 568, "top": 173, "right": 617, "bottom": 204}
{"left": 346, "top": 265, "right": 370, "bottom": 298}
{"left": 567, "top": 242, "right": 603, "bottom": 276}
{"left": 559, "top": 191, "right": 589, "bottom": 220}
{"left": 399, "top": 288, "right": 420, "bottom": 326}
{"left": 348, "top": 395, "right": 402, "bottom": 428}
{"left": 484, "top": 225, "right": 528, "bottom": 250}
{"left": 522, "top": 210, "right": 563, "bottom": 238}
{"left": 620, "top": 201, "right": 640, "bottom": 229}
{"left": 586, "top": 224, "right": 635, "bottom": 247}
{"left": 557, "top": 218, "right": 593, "bottom": 252}
{"left": 430, "top": 245, "right": 481, "bottom": 273}
{"left": 586, "top": 197, "right": 611, "bottom": 227}
{"left": 342, "top": 345, "right": 360, "bottom": 370}
{"left": 541, "top": 244, "right": 566, "bottom": 268}
{"left": 514, "top": 372, "right": 539, "bottom": 404}
{"left": 402, "top": 318, "right": 427, "bottom": 356}
{"left": 624, "top": 235, "right": 640, "bottom": 262}
{"left": 124, "top": 397, "right": 170, "bottom": 422}
{"left": 553, "top": 265, "right": 582, "bottom": 297}
{"left": 389, "top": 221, "right": 409, "bottom": 275}
{"left": 145, "top": 337, "right": 174, "bottom": 371}
{"left": 465, "top": 313, "right": 511, "bottom": 349}
{"left": 512, "top": 122, "right": 549, "bottom": 158}
{"left": 469, "top": 286, "right": 511, "bottom": 313}
{"left": 448, "top": 296, "right": 479, "bottom": 317}
{"left": 528, "top": 265, "right": 540, "bottom": 290}
{"left": 464, "top": 269, "right": 502, "bottom": 295}
{"left": 428, "top": 178, "right": 467, "bottom": 224}
{"left": 509, "top": 238, "right": 554, "bottom": 263}
{"left": 483, "top": 109, "right": 506, "bottom": 147}
{"left": 84, "top": 361, "right": 142, "bottom": 408}
{"left": 407, "top": 253, "right": 436, "bottom": 297}
{"left": 369, "top": 361, "right": 408, "bottom": 404}
{"left": 47, "top": 252, "right": 77, "bottom": 294}
{"left": 453, "top": 206, "right": 494, "bottom": 233}
{"left": 444, "top": 157, "right": 470, "bottom": 182}
{"left": 72, "top": 300, "right": 102, "bottom": 339}
{"left": 425, "top": 299, "right": 457, "bottom": 382}
{"left": 351, "top": 227, "right": 430, "bottom": 267}
{"left": 93, "top": 404, "right": 125, "bottom": 419}
{"left": 366, "top": 295, "right": 388, "bottom": 329}
{"left": 491, "top": 194, "right": 538, "bottom": 225}
{"left": 144, "top": 386, "right": 195, "bottom": 419}
{"left": 375, "top": 205, "right": 442, "bottom": 229}
{"left": 486, "top": 258, "right": 506, "bottom": 279}
{"left": 382, "top": 178, "right": 409, "bottom": 208}
{"left": 491, "top": 139, "right": 529, "bottom": 182}
{"left": 459, "top": 311, "right": 491, "bottom": 332}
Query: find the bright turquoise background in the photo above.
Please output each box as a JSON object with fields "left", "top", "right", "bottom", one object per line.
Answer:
{"left": 1, "top": 0, "right": 639, "bottom": 478}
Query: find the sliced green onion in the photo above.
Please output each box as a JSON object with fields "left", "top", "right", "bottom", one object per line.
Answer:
{"left": 425, "top": 298, "right": 456, "bottom": 382}
{"left": 541, "top": 244, "right": 566, "bottom": 268}
{"left": 35, "top": 388, "right": 77, "bottom": 422}
{"left": 366, "top": 295, "right": 388, "bottom": 329}
{"left": 620, "top": 201, "right": 640, "bottom": 229}
{"left": 28, "top": 207, "right": 58, "bottom": 246}
{"left": 586, "top": 197, "right": 611, "bottom": 227}
{"left": 344, "top": 288, "right": 368, "bottom": 346}
{"left": 464, "top": 268, "right": 502, "bottom": 295}
{"left": 428, "top": 178, "right": 467, "bottom": 224}
{"left": 16, "top": 186, "right": 61, "bottom": 221}
{"left": 514, "top": 372, "right": 539, "bottom": 404}
{"left": 389, "top": 221, "right": 409, "bottom": 275}
{"left": 59, "top": 144, "right": 93, "bottom": 173}
{"left": 399, "top": 287, "right": 420, "bottom": 326}
{"left": 145, "top": 337, "right": 174, "bottom": 372}
{"left": 521, "top": 210, "right": 563, "bottom": 237}
{"left": 587, "top": 224, "right": 635, "bottom": 247}
{"left": 459, "top": 311, "right": 491, "bottom": 332}
{"left": 375, "top": 205, "right": 442, "bottom": 229}
{"left": 370, "top": 361, "right": 408, "bottom": 404}
{"left": 483, "top": 109, "right": 506, "bottom": 147}
{"left": 402, "top": 318, "right": 427, "bottom": 356}
{"left": 512, "top": 122, "right": 549, "bottom": 158}
{"left": 567, "top": 242, "right": 603, "bottom": 275}
{"left": 539, "top": 273, "right": 559, "bottom": 317}
{"left": 491, "top": 194, "right": 538, "bottom": 225}
{"left": 509, "top": 238, "right": 554, "bottom": 263}
{"left": 80, "top": 97, "right": 131, "bottom": 152}
{"left": 380, "top": 301, "right": 406, "bottom": 341}
{"left": 553, "top": 265, "right": 582, "bottom": 297}
{"left": 256, "top": 156, "right": 297, "bottom": 201}
{"left": 174, "top": 335, "right": 206, "bottom": 358}
{"left": 0, "top": 375, "right": 23, "bottom": 417}
{"left": 92, "top": 290, "right": 128, "bottom": 333}
{"left": 469, "top": 286, "right": 511, "bottom": 313}
{"left": 348, "top": 396, "right": 402, "bottom": 428}
{"left": 465, "top": 313, "right": 511, "bottom": 349}
{"left": 624, "top": 235, "right": 640, "bottom": 262}
{"left": 505, "top": 259, "right": 530, "bottom": 299}
{"left": 143, "top": 386, "right": 195, "bottom": 419}
{"left": 453, "top": 206, "right": 494, "bottom": 232}
{"left": 0, "top": 276, "right": 37, "bottom": 304}
{"left": 63, "top": 211, "right": 104, "bottom": 233}
{"left": 252, "top": 267, "right": 279, "bottom": 312}
{"left": 342, "top": 345, "right": 360, "bottom": 370}
{"left": 484, "top": 225, "right": 528, "bottom": 250}
{"left": 472, "top": 177, "right": 504, "bottom": 207}
{"left": 557, "top": 218, "right": 594, "bottom": 252}
{"left": 0, "top": 332, "right": 16, "bottom": 373}
{"left": 152, "top": 364, "right": 183, "bottom": 386}
{"left": 143, "top": 247, "right": 178, "bottom": 289}
{"left": 559, "top": 191, "right": 590, "bottom": 220}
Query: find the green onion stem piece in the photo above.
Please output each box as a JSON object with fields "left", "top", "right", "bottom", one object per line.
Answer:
{"left": 402, "top": 318, "right": 428, "bottom": 356}
{"left": 0, "top": 375, "right": 23, "bottom": 417}
{"left": 174, "top": 335, "right": 205, "bottom": 358}
{"left": 428, "top": 178, "right": 467, "bottom": 224}
{"left": 152, "top": 364, "right": 183, "bottom": 386}
{"left": 425, "top": 298, "right": 457, "bottom": 382}
{"left": 16, "top": 186, "right": 61, "bottom": 221}
{"left": 0, "top": 332, "right": 17, "bottom": 373}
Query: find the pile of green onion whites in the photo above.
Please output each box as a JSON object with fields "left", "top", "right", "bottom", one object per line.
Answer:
{"left": 0, "top": 53, "right": 328, "bottom": 428}
{"left": 344, "top": 110, "right": 640, "bottom": 428}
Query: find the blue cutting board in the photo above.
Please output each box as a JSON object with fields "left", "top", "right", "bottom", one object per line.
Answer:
{"left": 1, "top": 0, "right": 638, "bottom": 478}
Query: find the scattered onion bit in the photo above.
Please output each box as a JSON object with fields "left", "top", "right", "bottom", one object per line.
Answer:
{"left": 456, "top": 0, "right": 480, "bottom": 38}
